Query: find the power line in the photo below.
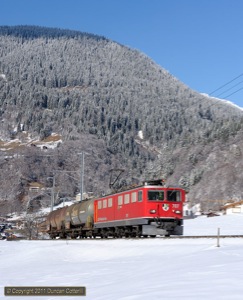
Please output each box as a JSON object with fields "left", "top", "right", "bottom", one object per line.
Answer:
{"left": 209, "top": 73, "right": 243, "bottom": 95}
{"left": 224, "top": 86, "right": 243, "bottom": 99}
{"left": 215, "top": 80, "right": 243, "bottom": 98}
{"left": 196, "top": 73, "right": 243, "bottom": 112}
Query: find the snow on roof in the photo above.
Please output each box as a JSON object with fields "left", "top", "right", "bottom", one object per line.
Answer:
{"left": 222, "top": 200, "right": 243, "bottom": 209}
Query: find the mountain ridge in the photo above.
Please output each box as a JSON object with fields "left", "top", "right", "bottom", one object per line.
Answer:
{"left": 0, "top": 25, "right": 243, "bottom": 214}
{"left": 0, "top": 25, "right": 108, "bottom": 41}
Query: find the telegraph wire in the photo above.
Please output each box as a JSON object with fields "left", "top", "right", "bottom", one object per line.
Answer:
{"left": 214, "top": 80, "right": 243, "bottom": 98}
{"left": 179, "top": 73, "right": 243, "bottom": 112}
{"left": 193, "top": 94, "right": 241, "bottom": 117}
{"left": 193, "top": 73, "right": 243, "bottom": 112}
{"left": 223, "top": 86, "right": 243, "bottom": 99}
{"left": 209, "top": 73, "right": 243, "bottom": 95}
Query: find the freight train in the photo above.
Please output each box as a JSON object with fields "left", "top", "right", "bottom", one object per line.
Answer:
{"left": 41, "top": 179, "right": 185, "bottom": 238}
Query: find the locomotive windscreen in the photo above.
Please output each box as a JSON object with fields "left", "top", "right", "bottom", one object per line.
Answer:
{"left": 148, "top": 191, "right": 164, "bottom": 201}
{"left": 167, "top": 190, "right": 181, "bottom": 202}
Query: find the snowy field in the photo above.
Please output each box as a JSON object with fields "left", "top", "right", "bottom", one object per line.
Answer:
{"left": 1, "top": 214, "right": 243, "bottom": 300}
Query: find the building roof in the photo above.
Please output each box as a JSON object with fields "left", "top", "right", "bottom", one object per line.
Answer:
{"left": 223, "top": 200, "right": 243, "bottom": 210}
{"left": 28, "top": 182, "right": 44, "bottom": 188}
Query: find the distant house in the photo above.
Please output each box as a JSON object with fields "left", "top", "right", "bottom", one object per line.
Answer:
{"left": 222, "top": 200, "right": 243, "bottom": 214}
{"left": 183, "top": 203, "right": 201, "bottom": 218}
{"left": 26, "top": 182, "right": 48, "bottom": 212}
{"left": 28, "top": 182, "right": 44, "bottom": 193}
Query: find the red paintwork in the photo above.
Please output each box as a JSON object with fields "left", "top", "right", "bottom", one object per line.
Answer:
{"left": 94, "top": 185, "right": 185, "bottom": 225}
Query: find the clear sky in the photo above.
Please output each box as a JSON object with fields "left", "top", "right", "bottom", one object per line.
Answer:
{"left": 1, "top": 0, "right": 243, "bottom": 107}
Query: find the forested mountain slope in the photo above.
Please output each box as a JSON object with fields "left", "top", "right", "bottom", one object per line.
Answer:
{"left": 0, "top": 26, "right": 243, "bottom": 213}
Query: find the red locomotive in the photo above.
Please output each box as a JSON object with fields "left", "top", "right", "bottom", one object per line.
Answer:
{"left": 42, "top": 179, "right": 185, "bottom": 238}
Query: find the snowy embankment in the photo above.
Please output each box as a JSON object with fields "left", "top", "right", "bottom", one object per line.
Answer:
{"left": 1, "top": 214, "right": 243, "bottom": 300}
{"left": 184, "top": 213, "right": 243, "bottom": 236}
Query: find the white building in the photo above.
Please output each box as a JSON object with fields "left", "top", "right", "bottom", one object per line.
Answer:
{"left": 223, "top": 201, "right": 243, "bottom": 214}
{"left": 183, "top": 203, "right": 201, "bottom": 218}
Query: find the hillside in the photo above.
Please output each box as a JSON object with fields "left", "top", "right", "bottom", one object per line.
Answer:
{"left": 0, "top": 25, "right": 243, "bottom": 213}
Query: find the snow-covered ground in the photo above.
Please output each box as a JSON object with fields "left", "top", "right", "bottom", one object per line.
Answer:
{"left": 1, "top": 214, "right": 243, "bottom": 300}
{"left": 184, "top": 213, "right": 243, "bottom": 236}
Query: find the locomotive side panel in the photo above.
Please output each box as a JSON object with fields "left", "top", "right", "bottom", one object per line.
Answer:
{"left": 114, "top": 189, "right": 145, "bottom": 222}
{"left": 94, "top": 188, "right": 145, "bottom": 227}
{"left": 95, "top": 196, "right": 114, "bottom": 223}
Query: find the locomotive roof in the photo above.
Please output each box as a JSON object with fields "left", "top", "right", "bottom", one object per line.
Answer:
{"left": 143, "top": 179, "right": 165, "bottom": 186}
{"left": 97, "top": 179, "right": 183, "bottom": 199}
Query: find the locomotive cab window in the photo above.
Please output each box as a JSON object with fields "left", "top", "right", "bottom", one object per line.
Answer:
{"left": 138, "top": 191, "right": 143, "bottom": 202}
{"left": 148, "top": 190, "right": 164, "bottom": 201}
{"left": 167, "top": 190, "right": 181, "bottom": 202}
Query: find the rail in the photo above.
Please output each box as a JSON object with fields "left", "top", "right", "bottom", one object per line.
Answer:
{"left": 17, "top": 234, "right": 243, "bottom": 241}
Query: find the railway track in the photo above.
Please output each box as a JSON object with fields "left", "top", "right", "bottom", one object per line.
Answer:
{"left": 22, "top": 234, "right": 243, "bottom": 241}
{"left": 164, "top": 235, "right": 243, "bottom": 239}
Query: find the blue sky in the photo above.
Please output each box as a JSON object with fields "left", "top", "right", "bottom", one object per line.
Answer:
{"left": 1, "top": 0, "right": 243, "bottom": 107}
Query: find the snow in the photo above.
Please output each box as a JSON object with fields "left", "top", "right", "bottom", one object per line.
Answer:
{"left": 138, "top": 130, "right": 144, "bottom": 139}
{"left": 41, "top": 200, "right": 75, "bottom": 214}
{"left": 184, "top": 214, "right": 243, "bottom": 236}
{"left": 1, "top": 214, "right": 243, "bottom": 300}
{"left": 0, "top": 73, "right": 7, "bottom": 81}
{"left": 0, "top": 131, "right": 62, "bottom": 152}
{"left": 201, "top": 93, "right": 243, "bottom": 111}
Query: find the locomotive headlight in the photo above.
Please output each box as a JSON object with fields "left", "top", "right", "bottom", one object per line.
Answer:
{"left": 150, "top": 209, "right": 156, "bottom": 214}
{"left": 175, "top": 210, "right": 181, "bottom": 214}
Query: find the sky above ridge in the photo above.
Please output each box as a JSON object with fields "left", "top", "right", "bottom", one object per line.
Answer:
{"left": 1, "top": 0, "right": 243, "bottom": 108}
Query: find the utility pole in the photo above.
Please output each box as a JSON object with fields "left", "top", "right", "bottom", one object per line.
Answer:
{"left": 47, "top": 176, "right": 55, "bottom": 212}
{"left": 80, "top": 152, "right": 84, "bottom": 202}
{"left": 51, "top": 175, "right": 55, "bottom": 212}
